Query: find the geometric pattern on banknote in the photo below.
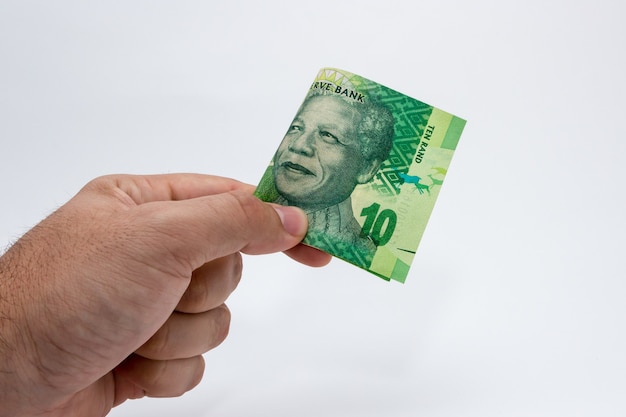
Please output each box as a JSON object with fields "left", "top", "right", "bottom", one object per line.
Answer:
{"left": 303, "top": 231, "right": 374, "bottom": 270}
{"left": 371, "top": 89, "right": 433, "bottom": 196}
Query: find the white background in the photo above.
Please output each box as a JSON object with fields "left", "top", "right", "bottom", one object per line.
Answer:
{"left": 1, "top": 1, "right": 625, "bottom": 416}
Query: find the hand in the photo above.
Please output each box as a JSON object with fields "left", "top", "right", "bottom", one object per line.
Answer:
{"left": 0, "top": 174, "right": 330, "bottom": 417}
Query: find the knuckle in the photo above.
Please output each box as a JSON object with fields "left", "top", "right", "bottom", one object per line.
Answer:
{"left": 178, "top": 253, "right": 243, "bottom": 313}
{"left": 182, "top": 277, "right": 211, "bottom": 311}
{"left": 139, "top": 356, "right": 203, "bottom": 398}
{"left": 229, "top": 252, "right": 243, "bottom": 288}
{"left": 208, "top": 305, "right": 231, "bottom": 349}
{"left": 137, "top": 322, "right": 172, "bottom": 359}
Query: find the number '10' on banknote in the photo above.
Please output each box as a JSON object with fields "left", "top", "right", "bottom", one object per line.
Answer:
{"left": 255, "top": 68, "right": 466, "bottom": 283}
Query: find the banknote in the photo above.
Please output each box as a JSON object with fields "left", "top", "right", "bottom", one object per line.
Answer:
{"left": 255, "top": 68, "right": 465, "bottom": 283}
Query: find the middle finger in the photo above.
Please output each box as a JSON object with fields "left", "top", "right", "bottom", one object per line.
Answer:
{"left": 135, "top": 304, "right": 231, "bottom": 360}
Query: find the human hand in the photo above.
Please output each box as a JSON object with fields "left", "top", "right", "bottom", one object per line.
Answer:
{"left": 0, "top": 174, "right": 330, "bottom": 417}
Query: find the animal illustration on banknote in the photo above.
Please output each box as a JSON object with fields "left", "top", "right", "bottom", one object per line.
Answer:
{"left": 395, "top": 171, "right": 431, "bottom": 195}
{"left": 427, "top": 174, "right": 444, "bottom": 187}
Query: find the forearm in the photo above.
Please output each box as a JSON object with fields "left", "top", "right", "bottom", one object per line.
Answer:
{"left": 0, "top": 241, "right": 44, "bottom": 417}
{"left": 0, "top": 222, "right": 102, "bottom": 417}
{"left": 0, "top": 217, "right": 132, "bottom": 417}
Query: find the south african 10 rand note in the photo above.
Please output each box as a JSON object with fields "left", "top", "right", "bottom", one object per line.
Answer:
{"left": 255, "top": 68, "right": 466, "bottom": 283}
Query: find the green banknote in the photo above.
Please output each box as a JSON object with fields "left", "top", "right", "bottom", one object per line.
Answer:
{"left": 255, "top": 68, "right": 465, "bottom": 283}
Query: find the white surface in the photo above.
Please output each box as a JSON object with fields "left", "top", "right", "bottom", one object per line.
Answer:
{"left": 1, "top": 1, "right": 625, "bottom": 416}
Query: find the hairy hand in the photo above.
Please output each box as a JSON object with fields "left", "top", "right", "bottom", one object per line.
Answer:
{"left": 0, "top": 174, "right": 330, "bottom": 417}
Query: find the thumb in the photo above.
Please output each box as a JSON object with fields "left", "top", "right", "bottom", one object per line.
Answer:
{"left": 131, "top": 190, "right": 308, "bottom": 271}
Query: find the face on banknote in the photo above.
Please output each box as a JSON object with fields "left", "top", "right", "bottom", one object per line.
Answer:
{"left": 255, "top": 68, "right": 465, "bottom": 283}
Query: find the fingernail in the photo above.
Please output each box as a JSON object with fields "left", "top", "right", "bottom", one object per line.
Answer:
{"left": 272, "top": 205, "right": 308, "bottom": 236}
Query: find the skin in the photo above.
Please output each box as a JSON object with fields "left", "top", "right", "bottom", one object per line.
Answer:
{"left": 0, "top": 173, "right": 331, "bottom": 417}
{"left": 273, "top": 95, "right": 380, "bottom": 211}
